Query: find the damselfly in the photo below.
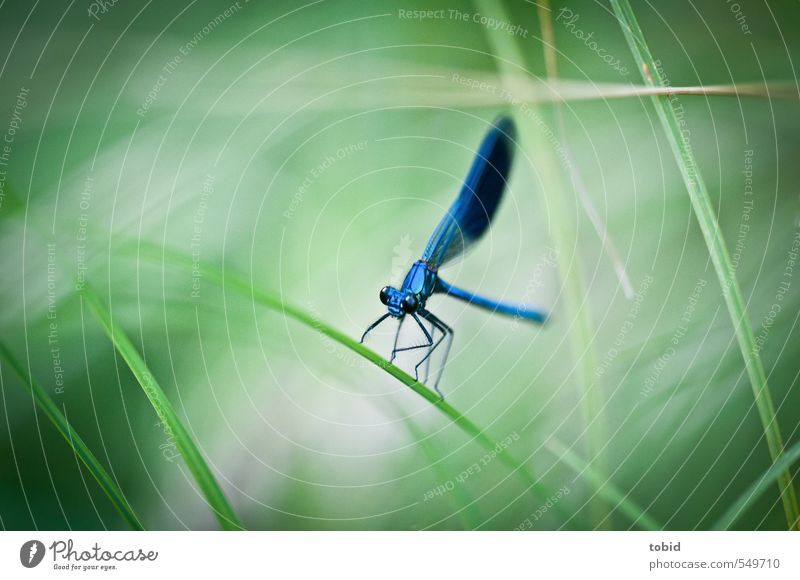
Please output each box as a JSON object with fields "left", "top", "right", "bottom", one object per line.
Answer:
{"left": 361, "top": 117, "right": 547, "bottom": 398}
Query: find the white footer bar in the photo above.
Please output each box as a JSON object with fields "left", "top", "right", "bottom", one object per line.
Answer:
{"left": 1, "top": 531, "right": 797, "bottom": 579}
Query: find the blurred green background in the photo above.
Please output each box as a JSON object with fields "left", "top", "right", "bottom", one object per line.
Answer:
{"left": 1, "top": 0, "right": 799, "bottom": 530}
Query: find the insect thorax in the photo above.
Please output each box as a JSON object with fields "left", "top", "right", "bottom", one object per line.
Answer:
{"left": 400, "top": 261, "right": 437, "bottom": 301}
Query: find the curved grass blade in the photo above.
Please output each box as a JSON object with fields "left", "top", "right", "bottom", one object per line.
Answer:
{"left": 713, "top": 437, "right": 800, "bottom": 530}
{"left": 610, "top": 0, "right": 800, "bottom": 530}
{"left": 394, "top": 410, "right": 483, "bottom": 530}
{"left": 536, "top": 0, "right": 623, "bottom": 527}
{"left": 537, "top": 0, "right": 634, "bottom": 301}
{"left": 471, "top": 0, "right": 608, "bottom": 526}
{"left": 547, "top": 81, "right": 799, "bottom": 101}
{"left": 130, "top": 244, "right": 561, "bottom": 512}
{"left": 0, "top": 340, "right": 144, "bottom": 530}
{"left": 213, "top": 71, "right": 796, "bottom": 110}
{"left": 461, "top": 76, "right": 800, "bottom": 105}
{"left": 125, "top": 240, "right": 662, "bottom": 529}
{"left": 81, "top": 286, "right": 242, "bottom": 531}
{"left": 545, "top": 437, "right": 660, "bottom": 530}
{"left": 0, "top": 180, "right": 25, "bottom": 216}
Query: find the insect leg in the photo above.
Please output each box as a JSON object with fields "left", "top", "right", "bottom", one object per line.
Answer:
{"left": 432, "top": 318, "right": 454, "bottom": 397}
{"left": 390, "top": 314, "right": 433, "bottom": 360}
{"left": 423, "top": 320, "right": 435, "bottom": 383}
{"left": 389, "top": 316, "right": 405, "bottom": 363}
{"left": 417, "top": 310, "right": 454, "bottom": 399}
{"left": 360, "top": 313, "right": 391, "bottom": 343}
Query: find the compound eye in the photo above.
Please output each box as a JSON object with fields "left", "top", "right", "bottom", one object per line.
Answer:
{"left": 402, "top": 294, "right": 418, "bottom": 313}
{"left": 379, "top": 286, "right": 390, "bottom": 305}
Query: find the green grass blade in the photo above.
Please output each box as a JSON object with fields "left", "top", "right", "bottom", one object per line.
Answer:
{"left": 541, "top": 81, "right": 799, "bottom": 102}
{"left": 610, "top": 0, "right": 800, "bottom": 530}
{"left": 0, "top": 180, "right": 25, "bottom": 216}
{"left": 198, "top": 64, "right": 794, "bottom": 110}
{"left": 713, "top": 437, "right": 800, "bottom": 530}
{"left": 126, "top": 240, "right": 662, "bottom": 529}
{"left": 538, "top": 0, "right": 622, "bottom": 526}
{"left": 545, "top": 438, "right": 660, "bottom": 530}
{"left": 394, "top": 411, "right": 484, "bottom": 530}
{"left": 131, "top": 244, "right": 557, "bottom": 505}
{"left": 450, "top": 74, "right": 799, "bottom": 105}
{"left": 472, "top": 0, "right": 608, "bottom": 526}
{"left": 0, "top": 340, "right": 144, "bottom": 530}
{"left": 81, "top": 286, "right": 242, "bottom": 531}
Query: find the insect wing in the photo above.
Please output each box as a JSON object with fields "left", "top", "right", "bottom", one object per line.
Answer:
{"left": 421, "top": 117, "right": 516, "bottom": 269}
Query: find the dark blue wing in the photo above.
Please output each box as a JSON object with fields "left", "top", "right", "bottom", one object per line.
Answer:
{"left": 421, "top": 116, "right": 515, "bottom": 270}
